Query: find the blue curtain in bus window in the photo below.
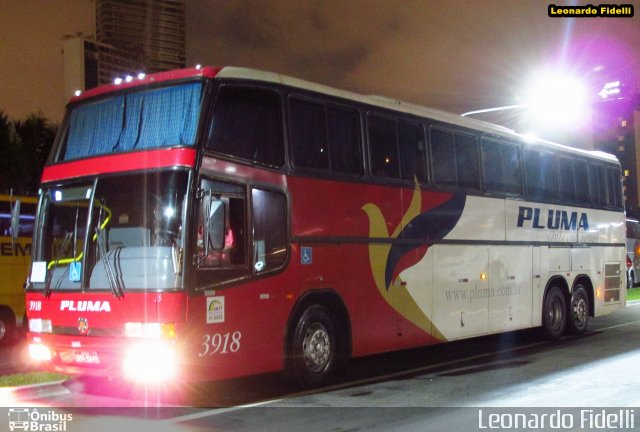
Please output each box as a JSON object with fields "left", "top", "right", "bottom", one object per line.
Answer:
{"left": 64, "top": 83, "right": 202, "bottom": 160}
{"left": 121, "top": 82, "right": 202, "bottom": 150}
{"left": 64, "top": 96, "right": 125, "bottom": 160}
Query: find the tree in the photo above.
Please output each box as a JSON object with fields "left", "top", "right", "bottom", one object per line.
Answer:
{"left": 0, "top": 111, "right": 26, "bottom": 192}
{"left": 14, "top": 113, "right": 57, "bottom": 193}
{"left": 0, "top": 111, "right": 58, "bottom": 195}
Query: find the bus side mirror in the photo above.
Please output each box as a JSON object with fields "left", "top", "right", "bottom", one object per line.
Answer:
{"left": 205, "top": 199, "right": 225, "bottom": 252}
{"left": 10, "top": 199, "right": 21, "bottom": 245}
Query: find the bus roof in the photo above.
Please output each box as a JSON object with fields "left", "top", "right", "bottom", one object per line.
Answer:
{"left": 69, "top": 65, "right": 619, "bottom": 166}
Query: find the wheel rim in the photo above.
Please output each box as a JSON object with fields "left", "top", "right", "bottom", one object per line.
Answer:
{"left": 302, "top": 322, "right": 331, "bottom": 373}
{"left": 548, "top": 297, "right": 564, "bottom": 332}
{"left": 573, "top": 297, "right": 588, "bottom": 327}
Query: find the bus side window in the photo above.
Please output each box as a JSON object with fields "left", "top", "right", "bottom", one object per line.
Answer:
{"left": 558, "top": 157, "right": 577, "bottom": 204}
{"left": 399, "top": 121, "right": 427, "bottom": 183}
{"left": 430, "top": 128, "right": 456, "bottom": 187}
{"left": 0, "top": 201, "right": 10, "bottom": 236}
{"left": 251, "top": 188, "right": 287, "bottom": 272}
{"left": 207, "top": 85, "right": 284, "bottom": 167}
{"left": 327, "top": 106, "right": 362, "bottom": 176}
{"left": 0, "top": 200, "right": 36, "bottom": 237}
{"left": 454, "top": 132, "right": 479, "bottom": 190}
{"left": 290, "top": 97, "right": 329, "bottom": 171}
{"left": 195, "top": 180, "right": 246, "bottom": 270}
{"left": 368, "top": 115, "right": 400, "bottom": 179}
{"left": 587, "top": 163, "right": 601, "bottom": 206}
{"left": 482, "top": 138, "right": 522, "bottom": 196}
{"left": 574, "top": 160, "right": 589, "bottom": 205}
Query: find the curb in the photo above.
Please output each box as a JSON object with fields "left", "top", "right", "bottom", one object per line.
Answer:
{"left": 8, "top": 380, "right": 70, "bottom": 400}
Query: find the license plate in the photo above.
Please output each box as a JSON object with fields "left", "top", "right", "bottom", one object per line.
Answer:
{"left": 74, "top": 351, "right": 100, "bottom": 364}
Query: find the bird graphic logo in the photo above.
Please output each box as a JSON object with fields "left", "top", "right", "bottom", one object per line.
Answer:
{"left": 362, "top": 183, "right": 466, "bottom": 340}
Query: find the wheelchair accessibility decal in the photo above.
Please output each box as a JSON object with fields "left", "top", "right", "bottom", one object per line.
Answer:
{"left": 301, "top": 246, "right": 313, "bottom": 265}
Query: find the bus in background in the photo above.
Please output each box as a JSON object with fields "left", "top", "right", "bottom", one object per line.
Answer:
{"left": 625, "top": 218, "right": 640, "bottom": 288}
{"left": 0, "top": 194, "right": 36, "bottom": 344}
{"left": 25, "top": 66, "right": 625, "bottom": 388}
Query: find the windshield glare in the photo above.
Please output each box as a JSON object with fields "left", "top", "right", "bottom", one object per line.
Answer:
{"left": 33, "top": 171, "right": 188, "bottom": 292}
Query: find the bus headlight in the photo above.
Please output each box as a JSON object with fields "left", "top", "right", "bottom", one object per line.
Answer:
{"left": 28, "top": 343, "right": 52, "bottom": 362}
{"left": 122, "top": 341, "right": 177, "bottom": 383}
{"left": 124, "top": 322, "right": 176, "bottom": 339}
{"left": 29, "top": 318, "right": 52, "bottom": 333}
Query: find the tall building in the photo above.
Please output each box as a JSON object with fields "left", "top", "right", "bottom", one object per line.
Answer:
{"left": 63, "top": 0, "right": 185, "bottom": 101}
{"left": 96, "top": 0, "right": 186, "bottom": 73}
{"left": 592, "top": 77, "right": 640, "bottom": 218}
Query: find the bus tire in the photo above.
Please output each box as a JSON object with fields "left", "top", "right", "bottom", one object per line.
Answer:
{"left": 0, "top": 309, "right": 16, "bottom": 346}
{"left": 542, "top": 286, "right": 566, "bottom": 340}
{"left": 288, "top": 305, "right": 338, "bottom": 388}
{"left": 567, "top": 285, "right": 589, "bottom": 334}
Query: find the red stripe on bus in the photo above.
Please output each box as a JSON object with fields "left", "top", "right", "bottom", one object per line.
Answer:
{"left": 41, "top": 148, "right": 197, "bottom": 183}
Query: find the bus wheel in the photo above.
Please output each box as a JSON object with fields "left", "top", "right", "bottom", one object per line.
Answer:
{"left": 567, "top": 285, "right": 589, "bottom": 334}
{"left": 289, "top": 305, "right": 337, "bottom": 388}
{"left": 542, "top": 286, "right": 566, "bottom": 340}
{"left": 0, "top": 310, "right": 16, "bottom": 346}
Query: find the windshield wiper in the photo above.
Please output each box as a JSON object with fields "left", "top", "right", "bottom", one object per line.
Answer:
{"left": 95, "top": 227, "right": 124, "bottom": 299}
{"left": 44, "top": 232, "right": 73, "bottom": 298}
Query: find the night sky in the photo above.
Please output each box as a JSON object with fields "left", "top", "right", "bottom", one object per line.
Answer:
{"left": 1, "top": 0, "right": 639, "bottom": 147}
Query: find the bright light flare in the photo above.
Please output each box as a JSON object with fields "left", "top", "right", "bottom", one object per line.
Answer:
{"left": 523, "top": 71, "right": 589, "bottom": 130}
{"left": 520, "top": 132, "right": 539, "bottom": 144}
{"left": 124, "top": 322, "right": 176, "bottom": 339}
{"left": 163, "top": 206, "right": 176, "bottom": 219}
{"left": 28, "top": 343, "right": 52, "bottom": 362}
{"left": 122, "top": 341, "right": 177, "bottom": 383}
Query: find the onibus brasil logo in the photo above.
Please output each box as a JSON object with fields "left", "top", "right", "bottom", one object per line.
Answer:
{"left": 8, "top": 408, "right": 72, "bottom": 431}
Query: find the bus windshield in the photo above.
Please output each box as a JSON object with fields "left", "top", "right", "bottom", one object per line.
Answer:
{"left": 56, "top": 81, "right": 204, "bottom": 162}
{"left": 31, "top": 170, "right": 188, "bottom": 292}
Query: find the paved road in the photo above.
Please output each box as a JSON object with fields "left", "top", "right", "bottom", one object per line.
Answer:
{"left": 0, "top": 339, "right": 34, "bottom": 376}
{"left": 4, "top": 304, "right": 640, "bottom": 431}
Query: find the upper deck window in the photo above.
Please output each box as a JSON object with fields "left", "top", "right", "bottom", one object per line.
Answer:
{"left": 59, "top": 82, "right": 203, "bottom": 161}
{"left": 524, "top": 149, "right": 558, "bottom": 202}
{"left": 289, "top": 97, "right": 362, "bottom": 175}
{"left": 481, "top": 138, "right": 522, "bottom": 196}
{"left": 206, "top": 85, "right": 284, "bottom": 167}
{"left": 368, "top": 115, "right": 400, "bottom": 179}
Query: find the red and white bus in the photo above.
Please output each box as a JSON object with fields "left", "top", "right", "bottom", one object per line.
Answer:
{"left": 24, "top": 66, "right": 625, "bottom": 387}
